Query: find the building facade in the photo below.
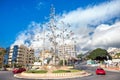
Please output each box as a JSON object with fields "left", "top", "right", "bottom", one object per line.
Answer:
{"left": 58, "top": 44, "right": 77, "bottom": 60}
{"left": 4, "top": 45, "right": 34, "bottom": 67}
{"left": 107, "top": 47, "right": 120, "bottom": 59}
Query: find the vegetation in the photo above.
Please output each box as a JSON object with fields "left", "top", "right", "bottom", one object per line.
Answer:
{"left": 26, "top": 70, "right": 47, "bottom": 73}
{"left": 52, "top": 70, "right": 70, "bottom": 73}
{"left": 86, "top": 48, "right": 112, "bottom": 60}
{"left": 26, "top": 69, "right": 81, "bottom": 75}
{"left": 116, "top": 53, "right": 120, "bottom": 56}
{"left": 52, "top": 69, "right": 81, "bottom": 73}
{"left": 3, "top": 64, "right": 9, "bottom": 68}
{"left": 59, "top": 60, "right": 67, "bottom": 66}
{"left": 0, "top": 48, "right": 6, "bottom": 55}
{"left": 0, "top": 48, "right": 6, "bottom": 67}
{"left": 77, "top": 54, "right": 83, "bottom": 59}
{"left": 114, "top": 53, "right": 120, "bottom": 59}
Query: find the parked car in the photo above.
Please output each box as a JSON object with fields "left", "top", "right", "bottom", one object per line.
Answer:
{"left": 12, "top": 68, "right": 26, "bottom": 74}
{"left": 96, "top": 67, "right": 106, "bottom": 75}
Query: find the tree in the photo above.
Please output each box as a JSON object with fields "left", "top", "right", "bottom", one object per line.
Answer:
{"left": 114, "top": 53, "right": 120, "bottom": 59}
{"left": 0, "top": 48, "right": 6, "bottom": 67}
{"left": 77, "top": 54, "right": 83, "bottom": 59}
{"left": 87, "top": 48, "right": 112, "bottom": 61}
{"left": 0, "top": 48, "right": 6, "bottom": 55}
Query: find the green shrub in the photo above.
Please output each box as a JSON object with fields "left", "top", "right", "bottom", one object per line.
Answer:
{"left": 26, "top": 70, "right": 47, "bottom": 73}
{"left": 52, "top": 69, "right": 81, "bottom": 73}
{"left": 52, "top": 70, "right": 71, "bottom": 73}
{"left": 59, "top": 60, "right": 67, "bottom": 66}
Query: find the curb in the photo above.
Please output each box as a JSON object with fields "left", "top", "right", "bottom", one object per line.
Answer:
{"left": 14, "top": 71, "right": 92, "bottom": 79}
{"left": 103, "top": 68, "right": 120, "bottom": 72}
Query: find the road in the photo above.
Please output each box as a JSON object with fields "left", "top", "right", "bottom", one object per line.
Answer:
{"left": 0, "top": 64, "right": 120, "bottom": 80}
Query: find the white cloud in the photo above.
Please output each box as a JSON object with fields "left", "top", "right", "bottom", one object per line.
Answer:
{"left": 59, "top": 0, "right": 120, "bottom": 34}
{"left": 81, "top": 21, "right": 120, "bottom": 51}
{"left": 57, "top": 0, "right": 120, "bottom": 52}
{"left": 12, "top": 0, "right": 120, "bottom": 55}
{"left": 12, "top": 22, "right": 42, "bottom": 47}
{"left": 92, "top": 21, "right": 120, "bottom": 48}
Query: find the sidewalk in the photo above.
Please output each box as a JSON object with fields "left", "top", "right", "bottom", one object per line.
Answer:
{"left": 100, "top": 65, "right": 120, "bottom": 72}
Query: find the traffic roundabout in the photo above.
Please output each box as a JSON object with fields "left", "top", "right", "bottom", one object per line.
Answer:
{"left": 15, "top": 71, "right": 91, "bottom": 79}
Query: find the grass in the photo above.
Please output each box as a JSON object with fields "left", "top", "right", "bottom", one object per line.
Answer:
{"left": 52, "top": 69, "right": 81, "bottom": 73}
{"left": 25, "top": 68, "right": 81, "bottom": 74}
{"left": 26, "top": 70, "right": 47, "bottom": 73}
{"left": 52, "top": 70, "right": 70, "bottom": 73}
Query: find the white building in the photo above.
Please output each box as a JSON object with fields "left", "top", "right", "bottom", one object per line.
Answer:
{"left": 4, "top": 45, "right": 34, "bottom": 67}
{"left": 58, "top": 44, "right": 77, "bottom": 60}
{"left": 107, "top": 47, "right": 120, "bottom": 58}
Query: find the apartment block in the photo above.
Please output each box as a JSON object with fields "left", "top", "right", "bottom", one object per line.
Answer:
{"left": 58, "top": 44, "right": 77, "bottom": 60}
{"left": 4, "top": 45, "right": 34, "bottom": 67}
{"left": 107, "top": 47, "right": 120, "bottom": 58}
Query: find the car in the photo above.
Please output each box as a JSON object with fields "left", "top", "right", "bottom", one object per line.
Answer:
{"left": 12, "top": 68, "right": 26, "bottom": 74}
{"left": 96, "top": 67, "right": 106, "bottom": 75}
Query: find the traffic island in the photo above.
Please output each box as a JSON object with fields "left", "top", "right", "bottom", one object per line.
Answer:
{"left": 14, "top": 71, "right": 91, "bottom": 79}
{"left": 14, "top": 66, "right": 92, "bottom": 79}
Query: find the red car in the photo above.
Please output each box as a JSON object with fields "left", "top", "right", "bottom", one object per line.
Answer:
{"left": 96, "top": 67, "right": 106, "bottom": 75}
{"left": 12, "top": 68, "right": 26, "bottom": 74}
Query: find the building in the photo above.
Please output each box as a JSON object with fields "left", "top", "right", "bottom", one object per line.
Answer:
{"left": 107, "top": 47, "right": 120, "bottom": 59}
{"left": 4, "top": 45, "right": 34, "bottom": 67}
{"left": 58, "top": 44, "right": 77, "bottom": 60}
{"left": 108, "top": 47, "right": 120, "bottom": 54}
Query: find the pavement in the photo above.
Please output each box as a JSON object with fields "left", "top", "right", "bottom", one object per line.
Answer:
{"left": 100, "top": 65, "right": 120, "bottom": 72}
{"left": 86, "top": 64, "right": 120, "bottom": 73}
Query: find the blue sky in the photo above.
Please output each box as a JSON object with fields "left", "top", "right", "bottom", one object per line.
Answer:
{"left": 0, "top": 0, "right": 120, "bottom": 53}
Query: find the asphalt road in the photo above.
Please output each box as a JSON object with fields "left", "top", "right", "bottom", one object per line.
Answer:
{"left": 0, "top": 65, "right": 120, "bottom": 80}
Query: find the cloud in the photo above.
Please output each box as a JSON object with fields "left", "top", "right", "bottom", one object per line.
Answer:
{"left": 92, "top": 21, "right": 120, "bottom": 48}
{"left": 59, "top": 0, "right": 120, "bottom": 34}
{"left": 12, "top": 22, "right": 42, "bottom": 47}
{"left": 57, "top": 0, "right": 120, "bottom": 52}
{"left": 81, "top": 21, "right": 120, "bottom": 51}
{"left": 12, "top": 0, "right": 120, "bottom": 55}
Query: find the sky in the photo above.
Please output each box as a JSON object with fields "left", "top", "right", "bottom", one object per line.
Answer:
{"left": 0, "top": 0, "right": 120, "bottom": 55}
